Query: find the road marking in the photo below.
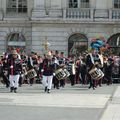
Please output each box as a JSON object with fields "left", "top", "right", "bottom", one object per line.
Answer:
{"left": 0, "top": 93, "right": 110, "bottom": 108}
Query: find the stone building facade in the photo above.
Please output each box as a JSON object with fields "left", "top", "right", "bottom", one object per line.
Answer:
{"left": 0, "top": 0, "right": 120, "bottom": 55}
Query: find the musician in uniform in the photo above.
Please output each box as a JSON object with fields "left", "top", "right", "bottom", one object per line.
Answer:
{"left": 97, "top": 51, "right": 104, "bottom": 87}
{"left": 1, "top": 57, "right": 10, "bottom": 88}
{"left": 79, "top": 55, "right": 87, "bottom": 85}
{"left": 7, "top": 50, "right": 22, "bottom": 93}
{"left": 39, "top": 54, "right": 54, "bottom": 93}
{"left": 27, "top": 52, "right": 36, "bottom": 86}
{"left": 52, "top": 56, "right": 60, "bottom": 89}
{"left": 54, "top": 50, "right": 61, "bottom": 80}
{"left": 67, "top": 57, "right": 76, "bottom": 86}
{"left": 86, "top": 49, "right": 102, "bottom": 89}
{"left": 58, "top": 52, "right": 66, "bottom": 87}
{"left": 104, "top": 57, "right": 114, "bottom": 85}
{"left": 75, "top": 58, "right": 81, "bottom": 84}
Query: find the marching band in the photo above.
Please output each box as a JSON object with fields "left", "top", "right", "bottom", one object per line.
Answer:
{"left": 0, "top": 47, "right": 120, "bottom": 93}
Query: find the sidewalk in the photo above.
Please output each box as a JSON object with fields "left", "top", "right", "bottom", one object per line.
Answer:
{"left": 100, "top": 86, "right": 120, "bottom": 120}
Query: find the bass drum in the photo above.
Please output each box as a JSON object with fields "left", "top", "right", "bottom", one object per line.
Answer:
{"left": 89, "top": 67, "right": 104, "bottom": 80}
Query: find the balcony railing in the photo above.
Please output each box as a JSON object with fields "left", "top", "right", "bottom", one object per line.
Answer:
{"left": 1, "top": 7, "right": 120, "bottom": 21}
{"left": 63, "top": 8, "right": 120, "bottom": 21}
{"left": 64, "top": 8, "right": 91, "bottom": 20}
{"left": 93, "top": 9, "right": 109, "bottom": 19}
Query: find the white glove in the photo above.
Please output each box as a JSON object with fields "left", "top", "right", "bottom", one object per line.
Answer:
{"left": 53, "top": 73, "right": 55, "bottom": 76}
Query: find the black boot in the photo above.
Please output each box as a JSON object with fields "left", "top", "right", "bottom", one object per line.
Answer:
{"left": 47, "top": 89, "right": 50, "bottom": 93}
{"left": 44, "top": 86, "right": 47, "bottom": 92}
{"left": 14, "top": 88, "right": 17, "bottom": 93}
{"left": 10, "top": 87, "right": 14, "bottom": 92}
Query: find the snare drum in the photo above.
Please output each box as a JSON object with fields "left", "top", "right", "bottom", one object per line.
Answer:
{"left": 89, "top": 67, "right": 104, "bottom": 80}
{"left": 63, "top": 69, "right": 70, "bottom": 78}
{"left": 55, "top": 68, "right": 66, "bottom": 80}
{"left": 26, "top": 69, "right": 37, "bottom": 79}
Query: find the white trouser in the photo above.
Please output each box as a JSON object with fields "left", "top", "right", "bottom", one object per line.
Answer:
{"left": 9, "top": 75, "right": 20, "bottom": 88}
{"left": 42, "top": 75, "right": 53, "bottom": 90}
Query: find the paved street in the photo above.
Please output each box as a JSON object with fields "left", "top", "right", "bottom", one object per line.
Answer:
{"left": 0, "top": 83, "right": 119, "bottom": 120}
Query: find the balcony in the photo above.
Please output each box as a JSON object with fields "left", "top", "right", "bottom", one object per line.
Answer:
{"left": 63, "top": 8, "right": 92, "bottom": 20}
{"left": 63, "top": 8, "right": 120, "bottom": 22}
{"left": 1, "top": 7, "right": 120, "bottom": 22}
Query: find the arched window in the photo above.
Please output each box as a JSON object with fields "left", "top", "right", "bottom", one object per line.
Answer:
{"left": 107, "top": 33, "right": 120, "bottom": 55}
{"left": 7, "top": 33, "right": 26, "bottom": 52}
{"left": 7, "top": 33, "right": 26, "bottom": 42}
{"left": 114, "top": 0, "right": 120, "bottom": 8}
{"left": 7, "top": 0, "right": 27, "bottom": 13}
{"left": 68, "top": 33, "right": 88, "bottom": 56}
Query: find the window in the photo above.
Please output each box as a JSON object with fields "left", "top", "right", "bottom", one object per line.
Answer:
{"left": 81, "top": 0, "right": 89, "bottom": 8}
{"left": 69, "top": 0, "right": 78, "bottom": 8}
{"left": 68, "top": 33, "right": 88, "bottom": 55}
{"left": 7, "top": 33, "right": 26, "bottom": 42}
{"left": 7, "top": 0, "right": 27, "bottom": 13}
{"left": 68, "top": 0, "right": 90, "bottom": 8}
{"left": 7, "top": 33, "right": 26, "bottom": 52}
{"left": 114, "top": 0, "right": 120, "bottom": 8}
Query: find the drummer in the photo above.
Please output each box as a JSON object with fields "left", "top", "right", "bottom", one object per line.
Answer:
{"left": 86, "top": 49, "right": 102, "bottom": 90}
{"left": 27, "top": 52, "right": 35, "bottom": 86}
{"left": 52, "top": 55, "right": 60, "bottom": 89}
{"left": 58, "top": 52, "right": 66, "bottom": 87}
{"left": 67, "top": 56, "right": 76, "bottom": 86}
